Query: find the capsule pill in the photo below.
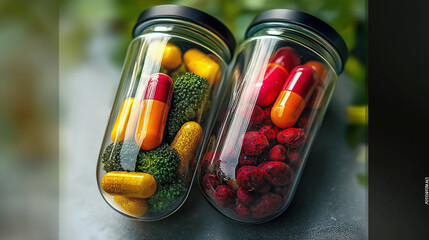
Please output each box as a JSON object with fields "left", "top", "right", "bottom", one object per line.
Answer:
{"left": 111, "top": 97, "right": 135, "bottom": 142}
{"left": 171, "top": 121, "right": 203, "bottom": 173}
{"left": 183, "top": 48, "right": 221, "bottom": 85}
{"left": 114, "top": 196, "right": 148, "bottom": 217}
{"left": 271, "top": 65, "right": 317, "bottom": 128}
{"left": 135, "top": 73, "right": 173, "bottom": 150}
{"left": 101, "top": 171, "right": 157, "bottom": 198}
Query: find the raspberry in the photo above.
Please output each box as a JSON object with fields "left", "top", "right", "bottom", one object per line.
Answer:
{"left": 259, "top": 161, "right": 293, "bottom": 186}
{"left": 242, "top": 132, "right": 269, "bottom": 156}
{"left": 255, "top": 180, "right": 271, "bottom": 193}
{"left": 288, "top": 150, "right": 301, "bottom": 168}
{"left": 238, "top": 153, "right": 258, "bottom": 166}
{"left": 233, "top": 203, "right": 251, "bottom": 219}
{"left": 214, "top": 185, "right": 234, "bottom": 208}
{"left": 262, "top": 106, "right": 273, "bottom": 125}
{"left": 269, "top": 144, "right": 287, "bottom": 161}
{"left": 259, "top": 125, "right": 276, "bottom": 142}
{"left": 250, "top": 193, "right": 283, "bottom": 219}
{"left": 274, "top": 185, "right": 290, "bottom": 196}
{"left": 237, "top": 187, "right": 254, "bottom": 206}
{"left": 250, "top": 105, "right": 264, "bottom": 126}
{"left": 277, "top": 128, "right": 305, "bottom": 148}
{"left": 236, "top": 166, "right": 264, "bottom": 191}
{"left": 201, "top": 173, "right": 222, "bottom": 198}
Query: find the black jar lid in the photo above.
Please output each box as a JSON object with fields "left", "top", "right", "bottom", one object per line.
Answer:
{"left": 132, "top": 5, "right": 236, "bottom": 56}
{"left": 246, "top": 9, "right": 348, "bottom": 72}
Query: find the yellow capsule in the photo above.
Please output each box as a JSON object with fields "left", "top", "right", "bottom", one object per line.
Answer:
{"left": 114, "top": 196, "right": 148, "bottom": 217}
{"left": 171, "top": 121, "right": 203, "bottom": 173}
{"left": 183, "top": 49, "right": 221, "bottom": 85}
{"left": 149, "top": 41, "right": 182, "bottom": 70}
{"left": 111, "top": 98, "right": 135, "bottom": 142}
{"left": 101, "top": 171, "right": 157, "bottom": 198}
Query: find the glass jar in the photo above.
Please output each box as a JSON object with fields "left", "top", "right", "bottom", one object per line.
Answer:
{"left": 197, "top": 9, "right": 348, "bottom": 223}
{"left": 96, "top": 5, "right": 235, "bottom": 221}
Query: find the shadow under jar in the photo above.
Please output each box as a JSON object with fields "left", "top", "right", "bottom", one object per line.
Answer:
{"left": 96, "top": 5, "right": 235, "bottom": 221}
{"left": 197, "top": 9, "right": 348, "bottom": 223}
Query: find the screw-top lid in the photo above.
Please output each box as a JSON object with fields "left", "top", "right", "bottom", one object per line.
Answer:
{"left": 132, "top": 5, "right": 236, "bottom": 55}
{"left": 246, "top": 9, "right": 348, "bottom": 73}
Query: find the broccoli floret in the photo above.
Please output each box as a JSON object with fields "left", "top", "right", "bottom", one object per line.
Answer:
{"left": 169, "top": 63, "right": 188, "bottom": 81}
{"left": 160, "top": 65, "right": 168, "bottom": 75}
{"left": 148, "top": 178, "right": 186, "bottom": 213}
{"left": 101, "top": 141, "right": 140, "bottom": 172}
{"left": 136, "top": 144, "right": 181, "bottom": 185}
{"left": 166, "top": 72, "right": 209, "bottom": 139}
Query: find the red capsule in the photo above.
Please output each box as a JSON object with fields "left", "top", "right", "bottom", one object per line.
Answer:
{"left": 256, "top": 47, "right": 300, "bottom": 107}
{"left": 256, "top": 63, "right": 289, "bottom": 107}
{"left": 135, "top": 73, "right": 173, "bottom": 150}
{"left": 271, "top": 65, "right": 317, "bottom": 128}
{"left": 269, "top": 47, "right": 301, "bottom": 72}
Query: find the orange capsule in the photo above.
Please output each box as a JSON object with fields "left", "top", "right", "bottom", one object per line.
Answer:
{"left": 135, "top": 73, "right": 173, "bottom": 150}
{"left": 305, "top": 61, "right": 328, "bottom": 85}
{"left": 271, "top": 65, "right": 317, "bottom": 128}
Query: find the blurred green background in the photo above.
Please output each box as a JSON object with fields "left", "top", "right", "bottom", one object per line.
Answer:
{"left": 61, "top": 0, "right": 366, "bottom": 90}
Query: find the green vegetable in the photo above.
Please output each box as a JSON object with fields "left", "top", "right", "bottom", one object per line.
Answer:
{"left": 169, "top": 63, "right": 188, "bottom": 81}
{"left": 160, "top": 65, "right": 168, "bottom": 75}
{"left": 166, "top": 72, "right": 209, "bottom": 139}
{"left": 148, "top": 178, "right": 186, "bottom": 213}
{"left": 136, "top": 144, "right": 181, "bottom": 185}
{"left": 101, "top": 141, "right": 140, "bottom": 172}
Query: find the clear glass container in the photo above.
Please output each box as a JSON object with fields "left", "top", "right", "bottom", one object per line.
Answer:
{"left": 197, "top": 9, "right": 348, "bottom": 223}
{"left": 96, "top": 5, "right": 235, "bottom": 221}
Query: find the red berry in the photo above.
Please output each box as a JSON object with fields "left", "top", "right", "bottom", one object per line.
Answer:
{"left": 250, "top": 193, "right": 283, "bottom": 219}
{"left": 237, "top": 187, "right": 254, "bottom": 206}
{"left": 214, "top": 185, "right": 234, "bottom": 208}
{"left": 202, "top": 173, "right": 221, "bottom": 198}
{"left": 272, "top": 126, "right": 281, "bottom": 136}
{"left": 288, "top": 150, "right": 301, "bottom": 168}
{"left": 274, "top": 185, "right": 290, "bottom": 196}
{"left": 255, "top": 180, "right": 271, "bottom": 193}
{"left": 262, "top": 107, "right": 273, "bottom": 125}
{"left": 259, "top": 161, "right": 293, "bottom": 186}
{"left": 238, "top": 153, "right": 258, "bottom": 166}
{"left": 295, "top": 109, "right": 311, "bottom": 128}
{"left": 233, "top": 203, "right": 251, "bottom": 219}
{"left": 259, "top": 125, "right": 276, "bottom": 142}
{"left": 242, "top": 132, "right": 269, "bottom": 156}
{"left": 236, "top": 166, "right": 264, "bottom": 191}
{"left": 277, "top": 128, "right": 305, "bottom": 148}
{"left": 269, "top": 144, "right": 287, "bottom": 161}
{"left": 250, "top": 105, "right": 264, "bottom": 126}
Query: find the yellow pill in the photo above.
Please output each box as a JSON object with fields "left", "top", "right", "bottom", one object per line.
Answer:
{"left": 114, "top": 196, "right": 148, "bottom": 217}
{"left": 101, "top": 171, "right": 157, "bottom": 198}
{"left": 111, "top": 98, "right": 135, "bottom": 142}
{"left": 149, "top": 41, "right": 182, "bottom": 70}
{"left": 183, "top": 49, "right": 221, "bottom": 85}
{"left": 171, "top": 121, "right": 203, "bottom": 173}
